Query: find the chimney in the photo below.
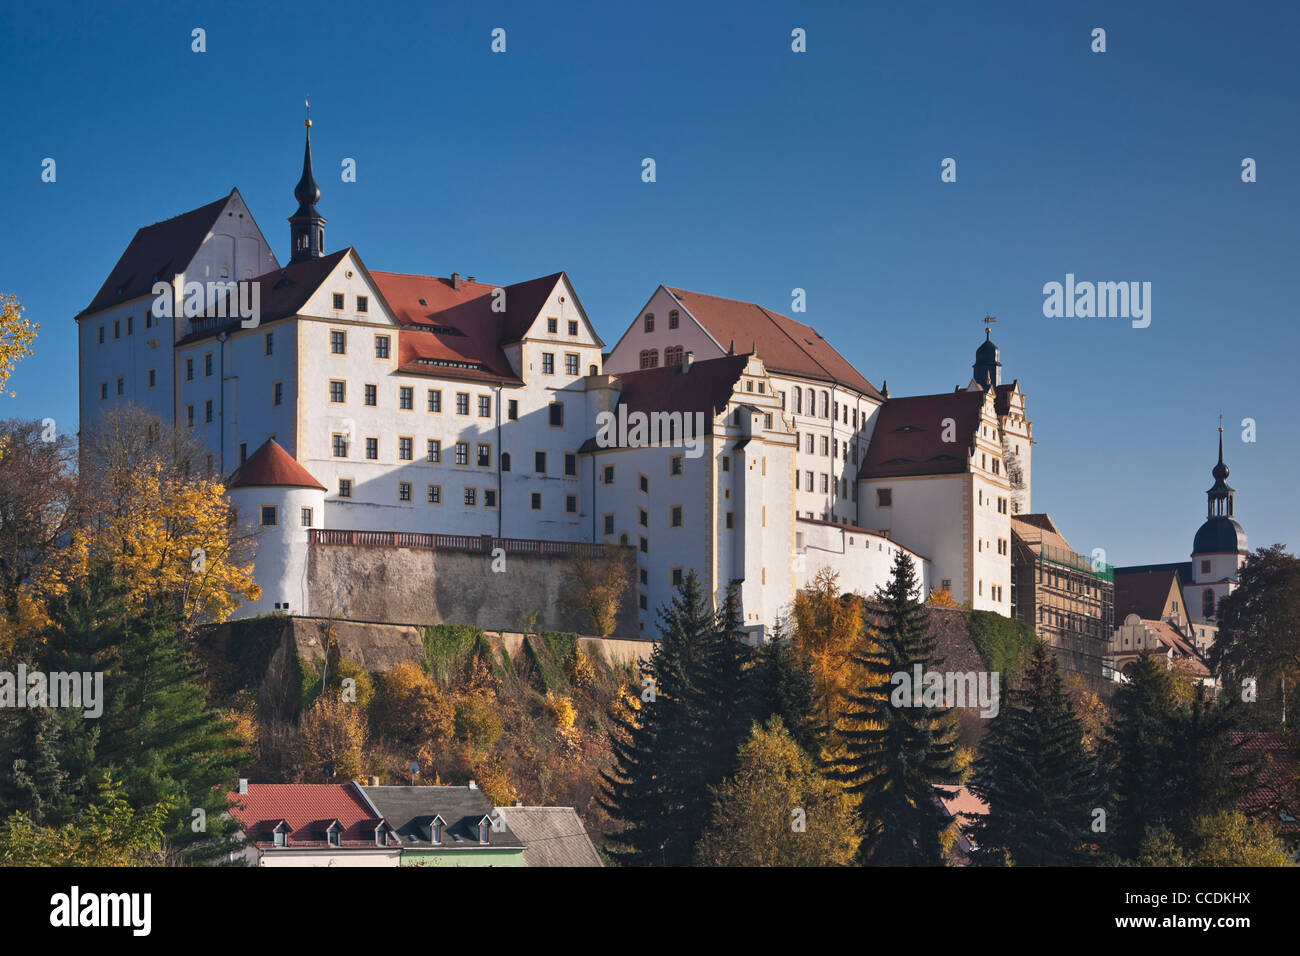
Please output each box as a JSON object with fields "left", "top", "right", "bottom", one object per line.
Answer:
{"left": 466, "top": 276, "right": 475, "bottom": 283}
{"left": 369, "top": 775, "right": 380, "bottom": 787}
{"left": 682, "top": 350, "right": 694, "bottom": 373}
{"left": 451, "top": 272, "right": 461, "bottom": 291}
{"left": 467, "top": 779, "right": 478, "bottom": 790}
{"left": 237, "top": 778, "right": 248, "bottom": 794}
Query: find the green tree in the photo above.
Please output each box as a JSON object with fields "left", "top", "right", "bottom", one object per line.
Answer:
{"left": 695, "top": 717, "right": 858, "bottom": 866}
{"left": 754, "top": 619, "right": 824, "bottom": 758}
{"left": 831, "top": 549, "right": 959, "bottom": 866}
{"left": 968, "top": 640, "right": 1101, "bottom": 866}
{"left": 1137, "top": 811, "right": 1292, "bottom": 867}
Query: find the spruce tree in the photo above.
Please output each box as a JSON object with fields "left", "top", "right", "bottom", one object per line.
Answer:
{"left": 967, "top": 639, "right": 1100, "bottom": 866}
{"left": 755, "top": 619, "right": 824, "bottom": 759}
{"left": 831, "top": 549, "right": 958, "bottom": 865}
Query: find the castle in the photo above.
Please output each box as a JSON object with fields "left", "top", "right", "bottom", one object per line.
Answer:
{"left": 75, "top": 121, "right": 1032, "bottom": 639}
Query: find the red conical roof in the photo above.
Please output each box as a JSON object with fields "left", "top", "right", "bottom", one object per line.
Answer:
{"left": 227, "top": 439, "right": 326, "bottom": 491}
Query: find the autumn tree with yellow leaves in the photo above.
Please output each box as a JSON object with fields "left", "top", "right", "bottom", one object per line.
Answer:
{"left": 0, "top": 294, "right": 37, "bottom": 397}
{"left": 790, "top": 567, "right": 865, "bottom": 735}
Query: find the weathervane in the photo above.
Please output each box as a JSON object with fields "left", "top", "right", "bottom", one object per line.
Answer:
{"left": 983, "top": 315, "right": 996, "bottom": 338}
{"left": 305, "top": 96, "right": 311, "bottom": 128}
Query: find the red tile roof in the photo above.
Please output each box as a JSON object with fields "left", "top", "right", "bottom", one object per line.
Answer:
{"left": 616, "top": 353, "right": 749, "bottom": 421}
{"left": 664, "top": 287, "right": 884, "bottom": 400}
{"left": 78, "top": 192, "right": 233, "bottom": 318}
{"left": 1233, "top": 732, "right": 1300, "bottom": 834}
{"left": 227, "top": 439, "right": 326, "bottom": 491}
{"left": 1139, "top": 619, "right": 1210, "bottom": 675}
{"left": 858, "top": 390, "right": 986, "bottom": 479}
{"left": 226, "top": 783, "right": 398, "bottom": 848}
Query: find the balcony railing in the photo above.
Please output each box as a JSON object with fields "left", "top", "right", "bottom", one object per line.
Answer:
{"left": 308, "top": 529, "right": 611, "bottom": 558}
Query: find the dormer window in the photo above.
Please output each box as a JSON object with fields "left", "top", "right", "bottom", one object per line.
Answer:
{"left": 375, "top": 822, "right": 391, "bottom": 847}
{"left": 478, "top": 819, "right": 491, "bottom": 844}
{"left": 430, "top": 815, "right": 446, "bottom": 844}
{"left": 327, "top": 823, "right": 342, "bottom": 847}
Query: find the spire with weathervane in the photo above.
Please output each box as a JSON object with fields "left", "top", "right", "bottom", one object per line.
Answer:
{"left": 1207, "top": 421, "right": 1235, "bottom": 519}
{"left": 289, "top": 100, "right": 326, "bottom": 263}
{"left": 972, "top": 316, "right": 1002, "bottom": 389}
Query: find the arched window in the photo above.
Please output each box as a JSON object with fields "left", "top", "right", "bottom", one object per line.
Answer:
{"left": 793, "top": 387, "right": 802, "bottom": 414}
{"left": 820, "top": 391, "right": 830, "bottom": 418}
{"left": 500, "top": 452, "right": 511, "bottom": 472}
{"left": 639, "top": 349, "right": 659, "bottom": 369}
{"left": 1202, "top": 589, "right": 1215, "bottom": 619}
{"left": 664, "top": 345, "right": 684, "bottom": 366}
{"left": 589, "top": 364, "right": 598, "bottom": 375}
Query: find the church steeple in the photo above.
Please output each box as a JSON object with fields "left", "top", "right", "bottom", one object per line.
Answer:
{"left": 972, "top": 318, "right": 1001, "bottom": 390}
{"left": 289, "top": 104, "right": 326, "bottom": 263}
{"left": 1207, "top": 426, "right": 1234, "bottom": 518}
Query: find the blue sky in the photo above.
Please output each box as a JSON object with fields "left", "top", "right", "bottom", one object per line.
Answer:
{"left": 2, "top": 0, "right": 1296, "bottom": 566}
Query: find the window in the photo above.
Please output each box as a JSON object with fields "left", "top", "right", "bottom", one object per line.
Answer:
{"left": 877, "top": 488, "right": 892, "bottom": 507}
{"left": 535, "top": 451, "right": 547, "bottom": 474}
{"left": 726, "top": 511, "right": 734, "bottom": 529}
{"left": 240, "top": 442, "right": 248, "bottom": 464}
{"left": 478, "top": 395, "right": 491, "bottom": 417}
{"left": 764, "top": 413, "right": 772, "bottom": 429}
{"left": 542, "top": 353, "right": 555, "bottom": 374}
{"left": 476, "top": 443, "right": 490, "bottom": 467}
{"left": 374, "top": 334, "right": 389, "bottom": 358}
{"left": 204, "top": 353, "right": 213, "bottom": 377}
{"left": 399, "top": 482, "right": 412, "bottom": 502}
{"left": 664, "top": 345, "right": 684, "bottom": 366}
{"left": 427, "top": 439, "right": 441, "bottom": 463}
{"left": 565, "top": 353, "right": 579, "bottom": 375}
{"left": 459, "top": 487, "right": 475, "bottom": 506}
{"left": 668, "top": 309, "right": 679, "bottom": 330}
{"left": 98, "top": 325, "right": 105, "bottom": 344}
{"left": 427, "top": 485, "right": 441, "bottom": 504}
{"left": 400, "top": 437, "right": 414, "bottom": 461}
{"left": 821, "top": 391, "right": 829, "bottom": 418}
{"left": 639, "top": 349, "right": 658, "bottom": 369}
{"left": 301, "top": 507, "right": 313, "bottom": 528}
{"left": 672, "top": 568, "right": 684, "bottom": 587}
{"left": 1203, "top": 589, "right": 1215, "bottom": 619}
{"left": 671, "top": 506, "right": 683, "bottom": 527}
{"left": 549, "top": 402, "right": 565, "bottom": 427}
{"left": 339, "top": 478, "right": 353, "bottom": 498}
{"left": 479, "top": 822, "right": 490, "bottom": 845}
{"left": 329, "top": 380, "right": 345, "bottom": 403}
{"left": 273, "top": 828, "right": 286, "bottom": 847}
{"left": 547, "top": 317, "right": 558, "bottom": 333}
{"left": 805, "top": 471, "right": 813, "bottom": 491}
{"left": 332, "top": 434, "right": 349, "bottom": 457}
{"left": 639, "top": 568, "right": 648, "bottom": 585}
{"left": 149, "top": 369, "right": 157, "bottom": 388}
{"left": 427, "top": 389, "right": 442, "bottom": 412}
{"left": 364, "top": 384, "right": 377, "bottom": 406}
{"left": 399, "top": 386, "right": 414, "bottom": 410}
{"left": 821, "top": 474, "right": 829, "bottom": 493}
{"left": 566, "top": 495, "right": 578, "bottom": 514}
{"left": 603, "top": 514, "right": 615, "bottom": 535}
{"left": 455, "top": 442, "right": 469, "bottom": 466}
{"left": 821, "top": 436, "right": 829, "bottom": 456}
{"left": 328, "top": 826, "right": 341, "bottom": 847}
{"left": 114, "top": 320, "right": 120, "bottom": 339}
{"left": 186, "top": 358, "right": 194, "bottom": 381}
{"left": 500, "top": 452, "right": 511, "bottom": 472}
{"left": 639, "top": 474, "right": 649, "bottom": 493}
{"left": 639, "top": 508, "right": 648, "bottom": 527}
{"left": 265, "top": 332, "right": 274, "bottom": 356}
{"left": 357, "top": 295, "right": 369, "bottom": 313}
{"left": 205, "top": 399, "right": 213, "bottom": 423}
{"left": 670, "top": 455, "right": 683, "bottom": 475}
{"left": 793, "top": 387, "right": 802, "bottom": 414}
{"left": 260, "top": 506, "right": 277, "bottom": 526}
{"left": 644, "top": 313, "right": 654, "bottom": 332}
{"left": 116, "top": 377, "right": 125, "bottom": 396}
{"left": 639, "top": 593, "right": 648, "bottom": 610}
{"left": 806, "top": 434, "right": 814, "bottom": 454}
{"left": 564, "top": 453, "right": 577, "bottom": 477}
{"left": 997, "top": 496, "right": 1008, "bottom": 514}
{"left": 455, "top": 392, "right": 469, "bottom": 415}
{"left": 126, "top": 315, "right": 133, "bottom": 335}
{"left": 186, "top": 404, "right": 195, "bottom": 426}
{"left": 508, "top": 399, "right": 518, "bottom": 421}
{"left": 568, "top": 320, "right": 578, "bottom": 336}
{"left": 941, "top": 578, "right": 952, "bottom": 592}
{"left": 722, "top": 455, "right": 730, "bottom": 472}
{"left": 1201, "top": 559, "right": 1211, "bottom": 574}
{"left": 531, "top": 492, "right": 542, "bottom": 510}
{"left": 330, "top": 330, "right": 346, "bottom": 353}
{"left": 273, "top": 381, "right": 283, "bottom": 405}
{"left": 639, "top": 536, "right": 648, "bottom": 554}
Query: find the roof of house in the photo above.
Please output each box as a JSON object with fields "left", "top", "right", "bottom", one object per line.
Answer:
{"left": 992, "top": 382, "right": 1022, "bottom": 417}
{"left": 580, "top": 354, "right": 750, "bottom": 452}
{"left": 663, "top": 287, "right": 884, "bottom": 400}
{"left": 493, "top": 807, "right": 603, "bottom": 867}
{"left": 359, "top": 785, "right": 524, "bottom": 849}
{"left": 227, "top": 439, "right": 326, "bottom": 491}
{"left": 1011, "top": 514, "right": 1074, "bottom": 554}
{"left": 226, "top": 783, "right": 398, "bottom": 849}
{"left": 1233, "top": 732, "right": 1300, "bottom": 833}
{"left": 858, "top": 390, "right": 986, "bottom": 479}
{"left": 1139, "top": 619, "right": 1210, "bottom": 675}
{"left": 174, "top": 249, "right": 351, "bottom": 346}
{"left": 1116, "top": 561, "right": 1196, "bottom": 586}
{"left": 1113, "top": 568, "right": 1184, "bottom": 621}
{"left": 78, "top": 192, "right": 234, "bottom": 318}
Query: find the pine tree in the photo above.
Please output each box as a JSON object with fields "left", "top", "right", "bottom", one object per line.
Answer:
{"left": 755, "top": 619, "right": 824, "bottom": 759}
{"left": 967, "top": 640, "right": 1100, "bottom": 866}
{"left": 831, "top": 549, "right": 958, "bottom": 865}
{"left": 600, "top": 570, "right": 716, "bottom": 865}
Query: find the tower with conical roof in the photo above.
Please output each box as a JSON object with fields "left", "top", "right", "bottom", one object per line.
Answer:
{"left": 289, "top": 106, "right": 326, "bottom": 262}
{"left": 972, "top": 324, "right": 1001, "bottom": 390}
{"left": 1189, "top": 426, "right": 1248, "bottom": 620}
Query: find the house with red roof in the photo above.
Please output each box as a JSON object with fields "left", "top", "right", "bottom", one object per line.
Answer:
{"left": 225, "top": 780, "right": 401, "bottom": 867}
